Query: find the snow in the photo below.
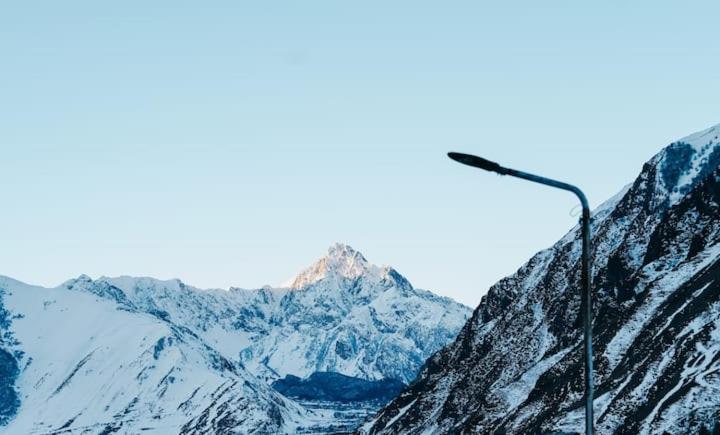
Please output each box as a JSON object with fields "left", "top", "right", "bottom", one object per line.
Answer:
{"left": 497, "top": 347, "right": 572, "bottom": 411}
{"left": 603, "top": 242, "right": 720, "bottom": 371}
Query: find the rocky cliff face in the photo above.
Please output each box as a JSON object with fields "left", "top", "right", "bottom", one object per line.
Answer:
{"left": 362, "top": 124, "right": 720, "bottom": 435}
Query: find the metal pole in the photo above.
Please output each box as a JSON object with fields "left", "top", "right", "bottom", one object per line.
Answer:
{"left": 447, "top": 152, "right": 594, "bottom": 435}
{"left": 580, "top": 206, "right": 594, "bottom": 435}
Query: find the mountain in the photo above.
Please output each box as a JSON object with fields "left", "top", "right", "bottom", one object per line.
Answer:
{"left": 0, "top": 244, "right": 470, "bottom": 433}
{"left": 55, "top": 243, "right": 470, "bottom": 385}
{"left": 362, "top": 123, "right": 720, "bottom": 434}
{"left": 252, "top": 243, "right": 471, "bottom": 384}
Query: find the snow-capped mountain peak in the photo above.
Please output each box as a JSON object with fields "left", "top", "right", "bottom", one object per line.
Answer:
{"left": 61, "top": 273, "right": 93, "bottom": 288}
{"left": 290, "top": 243, "right": 375, "bottom": 289}
{"left": 655, "top": 122, "right": 720, "bottom": 206}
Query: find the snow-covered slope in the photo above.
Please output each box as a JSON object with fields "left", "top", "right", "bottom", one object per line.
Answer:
{"left": 0, "top": 276, "right": 317, "bottom": 434}
{"left": 363, "top": 123, "right": 720, "bottom": 434}
{"left": 0, "top": 245, "right": 470, "bottom": 433}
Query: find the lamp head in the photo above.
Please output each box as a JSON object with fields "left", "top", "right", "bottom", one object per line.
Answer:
{"left": 447, "top": 152, "right": 508, "bottom": 175}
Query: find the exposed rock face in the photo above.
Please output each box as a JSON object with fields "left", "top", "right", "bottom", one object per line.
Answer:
{"left": 362, "top": 124, "right": 720, "bottom": 435}
{"left": 0, "top": 289, "right": 19, "bottom": 427}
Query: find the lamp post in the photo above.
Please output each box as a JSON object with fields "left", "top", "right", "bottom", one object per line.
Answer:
{"left": 447, "top": 152, "right": 594, "bottom": 435}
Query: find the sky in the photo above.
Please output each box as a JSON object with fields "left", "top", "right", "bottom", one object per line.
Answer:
{"left": 1, "top": 1, "right": 718, "bottom": 307}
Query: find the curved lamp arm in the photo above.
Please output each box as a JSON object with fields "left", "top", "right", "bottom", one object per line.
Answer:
{"left": 447, "top": 152, "right": 594, "bottom": 435}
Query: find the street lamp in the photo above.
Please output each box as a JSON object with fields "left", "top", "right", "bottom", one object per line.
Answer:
{"left": 447, "top": 152, "right": 594, "bottom": 435}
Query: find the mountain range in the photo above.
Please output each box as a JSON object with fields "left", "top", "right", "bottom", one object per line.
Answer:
{"left": 0, "top": 244, "right": 470, "bottom": 434}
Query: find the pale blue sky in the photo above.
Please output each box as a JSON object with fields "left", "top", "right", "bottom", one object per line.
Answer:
{"left": 1, "top": 1, "right": 718, "bottom": 306}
